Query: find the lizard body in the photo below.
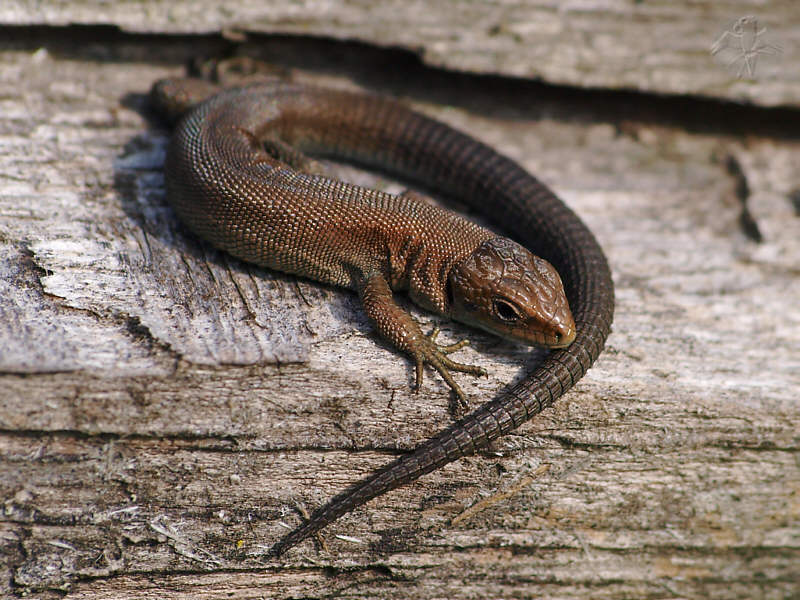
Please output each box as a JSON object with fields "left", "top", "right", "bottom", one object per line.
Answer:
{"left": 150, "top": 76, "right": 614, "bottom": 556}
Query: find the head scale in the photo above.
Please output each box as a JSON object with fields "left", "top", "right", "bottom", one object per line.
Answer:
{"left": 448, "top": 237, "right": 576, "bottom": 348}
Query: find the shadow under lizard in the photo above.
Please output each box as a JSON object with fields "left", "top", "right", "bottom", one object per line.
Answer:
{"left": 149, "top": 75, "right": 615, "bottom": 556}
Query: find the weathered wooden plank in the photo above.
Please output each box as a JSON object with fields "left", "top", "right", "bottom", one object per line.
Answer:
{"left": 0, "top": 27, "right": 798, "bottom": 600}
{"left": 3, "top": 0, "right": 799, "bottom": 107}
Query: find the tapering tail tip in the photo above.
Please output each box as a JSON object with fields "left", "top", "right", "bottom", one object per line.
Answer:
{"left": 267, "top": 537, "right": 291, "bottom": 558}
{"left": 267, "top": 527, "right": 308, "bottom": 558}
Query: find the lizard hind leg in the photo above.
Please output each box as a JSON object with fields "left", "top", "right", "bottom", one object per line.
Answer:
{"left": 192, "top": 56, "right": 293, "bottom": 87}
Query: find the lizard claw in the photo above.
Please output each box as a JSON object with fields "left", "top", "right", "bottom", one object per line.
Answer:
{"left": 412, "top": 326, "right": 487, "bottom": 405}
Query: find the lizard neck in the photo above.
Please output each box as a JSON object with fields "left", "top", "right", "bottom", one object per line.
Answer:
{"left": 400, "top": 228, "right": 494, "bottom": 317}
{"left": 380, "top": 189, "right": 495, "bottom": 315}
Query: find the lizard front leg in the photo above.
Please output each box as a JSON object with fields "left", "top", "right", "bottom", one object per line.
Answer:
{"left": 359, "top": 272, "right": 487, "bottom": 405}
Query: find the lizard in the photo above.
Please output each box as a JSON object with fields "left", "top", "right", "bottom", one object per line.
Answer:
{"left": 149, "top": 73, "right": 614, "bottom": 556}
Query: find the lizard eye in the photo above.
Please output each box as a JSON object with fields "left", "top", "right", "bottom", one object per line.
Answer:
{"left": 493, "top": 298, "right": 522, "bottom": 322}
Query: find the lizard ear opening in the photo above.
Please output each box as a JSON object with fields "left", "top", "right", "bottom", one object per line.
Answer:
{"left": 445, "top": 277, "right": 455, "bottom": 308}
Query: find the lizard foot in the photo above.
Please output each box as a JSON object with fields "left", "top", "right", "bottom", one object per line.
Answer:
{"left": 412, "top": 326, "right": 487, "bottom": 406}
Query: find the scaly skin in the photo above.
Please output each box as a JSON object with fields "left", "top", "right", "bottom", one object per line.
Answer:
{"left": 150, "top": 77, "right": 614, "bottom": 556}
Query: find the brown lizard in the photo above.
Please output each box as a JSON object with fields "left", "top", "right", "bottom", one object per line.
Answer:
{"left": 150, "top": 75, "right": 614, "bottom": 556}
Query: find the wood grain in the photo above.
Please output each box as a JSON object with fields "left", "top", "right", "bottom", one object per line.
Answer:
{"left": 1, "top": 24, "right": 798, "bottom": 600}
{"left": 4, "top": 0, "right": 799, "bottom": 107}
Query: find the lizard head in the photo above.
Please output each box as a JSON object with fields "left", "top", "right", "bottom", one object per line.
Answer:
{"left": 447, "top": 236, "right": 576, "bottom": 348}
